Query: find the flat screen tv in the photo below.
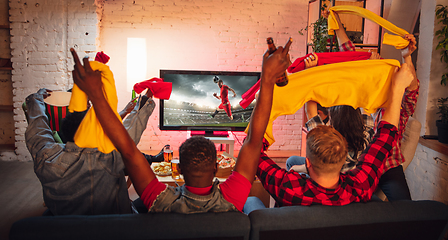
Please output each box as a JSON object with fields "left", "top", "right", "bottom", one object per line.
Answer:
{"left": 159, "top": 70, "right": 261, "bottom": 135}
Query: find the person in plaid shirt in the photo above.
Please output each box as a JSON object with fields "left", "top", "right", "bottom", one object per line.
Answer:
{"left": 255, "top": 61, "right": 415, "bottom": 207}
{"left": 286, "top": 11, "right": 419, "bottom": 201}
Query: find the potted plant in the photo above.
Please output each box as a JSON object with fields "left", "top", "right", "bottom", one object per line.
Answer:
{"left": 435, "top": 4, "right": 448, "bottom": 143}
{"left": 436, "top": 97, "right": 448, "bottom": 143}
{"left": 299, "top": 2, "right": 339, "bottom": 53}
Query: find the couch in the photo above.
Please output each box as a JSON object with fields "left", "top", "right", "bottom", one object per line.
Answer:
{"left": 9, "top": 200, "right": 448, "bottom": 240}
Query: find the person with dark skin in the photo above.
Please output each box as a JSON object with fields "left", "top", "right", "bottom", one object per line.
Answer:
{"left": 69, "top": 39, "right": 292, "bottom": 213}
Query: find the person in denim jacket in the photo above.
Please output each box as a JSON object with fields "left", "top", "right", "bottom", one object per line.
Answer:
{"left": 25, "top": 88, "right": 155, "bottom": 215}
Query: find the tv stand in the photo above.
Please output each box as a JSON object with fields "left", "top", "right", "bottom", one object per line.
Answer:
{"left": 187, "top": 131, "right": 234, "bottom": 156}
{"left": 190, "top": 130, "right": 229, "bottom": 137}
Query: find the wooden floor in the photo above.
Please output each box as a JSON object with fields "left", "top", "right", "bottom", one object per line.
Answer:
{"left": 0, "top": 161, "right": 47, "bottom": 240}
{"left": 0, "top": 152, "right": 292, "bottom": 240}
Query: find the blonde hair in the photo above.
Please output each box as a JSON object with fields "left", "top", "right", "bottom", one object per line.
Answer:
{"left": 306, "top": 125, "right": 348, "bottom": 174}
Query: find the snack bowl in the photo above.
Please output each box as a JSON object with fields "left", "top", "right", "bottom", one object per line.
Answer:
{"left": 216, "top": 152, "right": 236, "bottom": 178}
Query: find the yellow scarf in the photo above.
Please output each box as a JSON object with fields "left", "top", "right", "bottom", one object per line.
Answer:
{"left": 263, "top": 59, "right": 401, "bottom": 145}
{"left": 328, "top": 5, "right": 409, "bottom": 49}
{"left": 69, "top": 61, "right": 120, "bottom": 153}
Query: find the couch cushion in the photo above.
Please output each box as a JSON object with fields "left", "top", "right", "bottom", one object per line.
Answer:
{"left": 248, "top": 200, "right": 448, "bottom": 240}
{"left": 10, "top": 212, "right": 250, "bottom": 240}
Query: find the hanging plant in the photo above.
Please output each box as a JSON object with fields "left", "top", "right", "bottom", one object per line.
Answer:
{"left": 299, "top": 3, "right": 339, "bottom": 53}
{"left": 435, "top": 4, "right": 448, "bottom": 86}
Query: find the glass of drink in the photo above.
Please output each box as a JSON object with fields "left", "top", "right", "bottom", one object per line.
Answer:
{"left": 171, "top": 159, "right": 180, "bottom": 180}
{"left": 164, "top": 145, "right": 173, "bottom": 163}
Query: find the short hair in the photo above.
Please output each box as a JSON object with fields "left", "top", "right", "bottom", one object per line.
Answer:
{"left": 59, "top": 110, "right": 88, "bottom": 143}
{"left": 179, "top": 136, "right": 217, "bottom": 173}
{"left": 306, "top": 125, "right": 348, "bottom": 174}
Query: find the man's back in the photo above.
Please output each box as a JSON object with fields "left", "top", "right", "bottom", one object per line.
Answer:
{"left": 25, "top": 92, "right": 132, "bottom": 215}
{"left": 256, "top": 121, "right": 397, "bottom": 206}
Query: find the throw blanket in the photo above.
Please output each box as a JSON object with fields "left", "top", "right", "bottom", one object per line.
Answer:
{"left": 69, "top": 61, "right": 120, "bottom": 154}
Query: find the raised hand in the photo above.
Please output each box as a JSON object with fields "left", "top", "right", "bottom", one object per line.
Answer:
{"left": 401, "top": 34, "right": 417, "bottom": 58}
{"left": 37, "top": 88, "right": 52, "bottom": 99}
{"left": 262, "top": 38, "right": 292, "bottom": 84}
{"left": 70, "top": 48, "right": 103, "bottom": 100}
{"left": 392, "top": 63, "right": 414, "bottom": 90}
{"left": 304, "top": 53, "right": 318, "bottom": 69}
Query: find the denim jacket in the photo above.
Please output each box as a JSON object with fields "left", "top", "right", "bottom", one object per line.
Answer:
{"left": 25, "top": 93, "right": 155, "bottom": 215}
{"left": 149, "top": 179, "right": 238, "bottom": 214}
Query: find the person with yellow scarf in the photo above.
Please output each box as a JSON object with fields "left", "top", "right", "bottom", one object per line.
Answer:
{"left": 285, "top": 9, "right": 419, "bottom": 202}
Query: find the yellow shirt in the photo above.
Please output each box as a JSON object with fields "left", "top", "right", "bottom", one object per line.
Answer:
{"left": 69, "top": 61, "right": 120, "bottom": 154}
{"left": 263, "top": 59, "right": 401, "bottom": 145}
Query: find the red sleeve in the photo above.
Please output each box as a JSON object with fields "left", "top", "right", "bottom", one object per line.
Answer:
{"left": 219, "top": 171, "right": 251, "bottom": 212}
{"left": 141, "top": 178, "right": 167, "bottom": 210}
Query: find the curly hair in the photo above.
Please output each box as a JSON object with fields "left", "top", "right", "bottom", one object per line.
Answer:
{"left": 328, "top": 105, "right": 367, "bottom": 159}
{"left": 179, "top": 136, "right": 217, "bottom": 173}
{"left": 306, "top": 125, "right": 348, "bottom": 174}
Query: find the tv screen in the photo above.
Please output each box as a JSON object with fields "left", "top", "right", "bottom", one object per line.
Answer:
{"left": 159, "top": 70, "right": 261, "bottom": 133}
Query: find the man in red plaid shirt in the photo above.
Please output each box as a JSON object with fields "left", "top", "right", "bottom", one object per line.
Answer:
{"left": 255, "top": 62, "right": 415, "bottom": 207}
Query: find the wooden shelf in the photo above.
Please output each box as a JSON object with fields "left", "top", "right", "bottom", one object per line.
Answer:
{"left": 0, "top": 25, "right": 10, "bottom": 29}
{"left": 0, "top": 105, "right": 14, "bottom": 112}
{"left": 0, "top": 144, "right": 15, "bottom": 151}
{"left": 419, "top": 137, "right": 448, "bottom": 157}
{"left": 0, "top": 67, "right": 12, "bottom": 70}
{"left": 354, "top": 44, "right": 378, "bottom": 48}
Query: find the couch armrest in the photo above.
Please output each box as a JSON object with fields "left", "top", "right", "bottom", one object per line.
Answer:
{"left": 401, "top": 117, "right": 421, "bottom": 170}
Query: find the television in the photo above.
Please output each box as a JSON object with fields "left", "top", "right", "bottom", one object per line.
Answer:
{"left": 159, "top": 70, "right": 261, "bottom": 136}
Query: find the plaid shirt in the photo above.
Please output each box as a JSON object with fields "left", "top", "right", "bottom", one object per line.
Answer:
{"left": 257, "top": 121, "right": 397, "bottom": 206}
{"left": 305, "top": 114, "right": 375, "bottom": 173}
{"left": 374, "top": 84, "right": 419, "bottom": 172}
{"left": 339, "top": 41, "right": 356, "bottom": 52}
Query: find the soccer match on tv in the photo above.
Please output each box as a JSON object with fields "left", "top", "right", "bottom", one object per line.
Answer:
{"left": 160, "top": 70, "right": 260, "bottom": 131}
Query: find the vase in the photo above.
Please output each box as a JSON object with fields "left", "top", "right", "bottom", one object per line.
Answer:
{"left": 436, "top": 120, "right": 448, "bottom": 144}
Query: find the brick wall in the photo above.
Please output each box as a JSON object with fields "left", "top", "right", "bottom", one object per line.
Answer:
{"left": 4, "top": 0, "right": 98, "bottom": 161}
{"left": 99, "top": 0, "right": 308, "bottom": 152}
{"left": 3, "top": 0, "right": 307, "bottom": 160}
{"left": 405, "top": 147, "right": 448, "bottom": 205}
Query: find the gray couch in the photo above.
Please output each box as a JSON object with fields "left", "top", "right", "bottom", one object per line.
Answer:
{"left": 9, "top": 200, "right": 448, "bottom": 240}
{"left": 12, "top": 118, "right": 445, "bottom": 240}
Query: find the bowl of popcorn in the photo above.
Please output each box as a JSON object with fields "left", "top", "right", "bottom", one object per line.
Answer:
{"left": 152, "top": 162, "right": 172, "bottom": 176}
{"left": 216, "top": 152, "right": 236, "bottom": 178}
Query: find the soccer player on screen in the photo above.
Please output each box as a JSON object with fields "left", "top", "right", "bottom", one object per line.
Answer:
{"left": 210, "top": 76, "right": 237, "bottom": 120}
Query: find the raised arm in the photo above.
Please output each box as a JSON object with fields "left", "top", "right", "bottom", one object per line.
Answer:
{"left": 305, "top": 101, "right": 319, "bottom": 120}
{"left": 401, "top": 34, "right": 418, "bottom": 91}
{"left": 119, "top": 97, "right": 137, "bottom": 119}
{"left": 380, "top": 63, "right": 414, "bottom": 127}
{"left": 70, "top": 48, "right": 155, "bottom": 196}
{"left": 234, "top": 38, "right": 292, "bottom": 184}
{"left": 323, "top": 10, "right": 350, "bottom": 46}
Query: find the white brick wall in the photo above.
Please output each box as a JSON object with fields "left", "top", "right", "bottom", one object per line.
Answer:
{"left": 4, "top": 0, "right": 308, "bottom": 160}
{"left": 405, "top": 146, "right": 448, "bottom": 205}
{"left": 5, "top": 0, "right": 98, "bottom": 161}
{"left": 100, "top": 0, "right": 308, "bottom": 152}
